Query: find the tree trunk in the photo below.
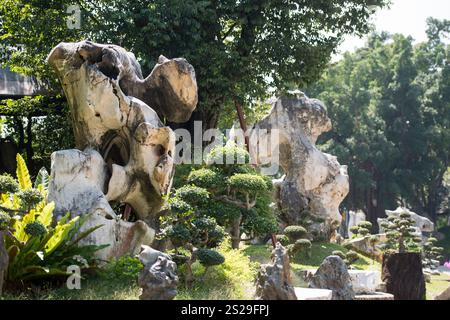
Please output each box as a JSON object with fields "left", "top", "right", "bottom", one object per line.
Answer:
{"left": 382, "top": 252, "right": 426, "bottom": 300}
{"left": 0, "top": 231, "right": 8, "bottom": 296}
{"left": 230, "top": 215, "right": 242, "bottom": 249}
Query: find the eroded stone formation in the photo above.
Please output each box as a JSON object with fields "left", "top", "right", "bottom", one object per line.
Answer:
{"left": 138, "top": 245, "right": 178, "bottom": 300}
{"left": 255, "top": 243, "right": 297, "bottom": 300}
{"left": 47, "top": 41, "right": 197, "bottom": 259}
{"left": 251, "top": 92, "right": 349, "bottom": 239}
{"left": 309, "top": 255, "right": 355, "bottom": 300}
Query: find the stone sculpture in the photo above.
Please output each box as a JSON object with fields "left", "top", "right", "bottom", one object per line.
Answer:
{"left": 309, "top": 255, "right": 355, "bottom": 300}
{"left": 250, "top": 92, "right": 349, "bottom": 239}
{"left": 138, "top": 253, "right": 179, "bottom": 300}
{"left": 47, "top": 40, "right": 197, "bottom": 259}
{"left": 255, "top": 243, "right": 297, "bottom": 300}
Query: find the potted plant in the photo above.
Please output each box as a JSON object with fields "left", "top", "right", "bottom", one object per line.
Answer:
{"left": 378, "top": 212, "right": 426, "bottom": 300}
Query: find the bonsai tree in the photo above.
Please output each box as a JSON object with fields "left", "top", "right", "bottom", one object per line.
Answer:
{"left": 378, "top": 212, "right": 422, "bottom": 253}
{"left": 349, "top": 221, "right": 372, "bottom": 239}
{"left": 159, "top": 185, "right": 226, "bottom": 287}
{"left": 332, "top": 250, "right": 359, "bottom": 268}
{"left": 378, "top": 211, "right": 426, "bottom": 300}
{"left": 185, "top": 143, "right": 277, "bottom": 249}
{"left": 422, "top": 237, "right": 444, "bottom": 270}
{"left": 283, "top": 225, "right": 312, "bottom": 260}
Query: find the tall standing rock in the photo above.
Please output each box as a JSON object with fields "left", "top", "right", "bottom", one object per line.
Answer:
{"left": 250, "top": 92, "right": 349, "bottom": 239}
{"left": 255, "top": 243, "right": 297, "bottom": 300}
{"left": 309, "top": 255, "right": 355, "bottom": 300}
{"left": 46, "top": 41, "right": 198, "bottom": 259}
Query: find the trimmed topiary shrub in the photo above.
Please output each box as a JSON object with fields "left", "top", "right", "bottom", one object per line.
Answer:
{"left": 18, "top": 188, "right": 44, "bottom": 211}
{"left": 24, "top": 221, "right": 47, "bottom": 237}
{"left": 196, "top": 248, "right": 225, "bottom": 267}
{"left": 284, "top": 225, "right": 308, "bottom": 242}
{"left": 0, "top": 174, "right": 19, "bottom": 194}
{"left": 276, "top": 234, "right": 290, "bottom": 246}
{"left": 187, "top": 168, "right": 221, "bottom": 189}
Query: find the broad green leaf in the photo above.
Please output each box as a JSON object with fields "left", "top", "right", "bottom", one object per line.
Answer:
{"left": 36, "top": 202, "right": 55, "bottom": 227}
{"left": 34, "top": 167, "right": 50, "bottom": 191}
{"left": 16, "top": 154, "right": 32, "bottom": 190}
{"left": 44, "top": 216, "right": 79, "bottom": 255}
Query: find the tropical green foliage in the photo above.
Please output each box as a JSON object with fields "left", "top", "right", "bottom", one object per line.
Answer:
{"left": 307, "top": 18, "right": 450, "bottom": 226}
{"left": 0, "top": 0, "right": 387, "bottom": 132}
{"left": 101, "top": 255, "right": 143, "bottom": 282}
{"left": 0, "top": 154, "right": 106, "bottom": 283}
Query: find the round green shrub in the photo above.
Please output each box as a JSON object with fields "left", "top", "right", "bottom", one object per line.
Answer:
{"left": 380, "top": 221, "right": 390, "bottom": 229}
{"left": 166, "top": 224, "right": 191, "bottom": 246}
{"left": 207, "top": 225, "right": 226, "bottom": 247}
{"left": 24, "top": 221, "right": 47, "bottom": 237}
{"left": 193, "top": 216, "right": 217, "bottom": 233}
{"left": 358, "top": 228, "right": 370, "bottom": 236}
{"left": 276, "top": 234, "right": 290, "bottom": 246}
{"left": 346, "top": 250, "right": 359, "bottom": 262}
{"left": 0, "top": 211, "right": 11, "bottom": 230}
{"left": 349, "top": 226, "right": 360, "bottom": 234}
{"left": 332, "top": 250, "right": 346, "bottom": 259}
{"left": 227, "top": 174, "right": 268, "bottom": 193}
{"left": 169, "top": 197, "right": 192, "bottom": 215}
{"left": 19, "top": 188, "right": 44, "bottom": 209}
{"left": 103, "top": 255, "right": 143, "bottom": 281}
{"left": 399, "top": 212, "right": 411, "bottom": 219}
{"left": 357, "top": 221, "right": 372, "bottom": 230}
{"left": 283, "top": 225, "right": 308, "bottom": 242}
{"left": 175, "top": 185, "right": 210, "bottom": 205}
{"left": 205, "top": 144, "right": 250, "bottom": 165}
{"left": 399, "top": 219, "right": 412, "bottom": 227}
{"left": 187, "top": 168, "right": 221, "bottom": 189}
{"left": 196, "top": 248, "right": 225, "bottom": 267}
{"left": 294, "top": 238, "right": 312, "bottom": 248}
{"left": 387, "top": 216, "right": 397, "bottom": 222}
{"left": 0, "top": 174, "right": 19, "bottom": 194}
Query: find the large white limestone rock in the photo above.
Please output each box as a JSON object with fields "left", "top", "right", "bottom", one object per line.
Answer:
{"left": 250, "top": 92, "right": 349, "bottom": 238}
{"left": 47, "top": 40, "right": 197, "bottom": 259}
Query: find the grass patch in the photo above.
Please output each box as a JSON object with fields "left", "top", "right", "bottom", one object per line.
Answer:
{"left": 242, "top": 242, "right": 380, "bottom": 271}
{"left": 177, "top": 241, "right": 258, "bottom": 300}
{"left": 242, "top": 242, "right": 381, "bottom": 288}
{"left": 426, "top": 273, "right": 450, "bottom": 300}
